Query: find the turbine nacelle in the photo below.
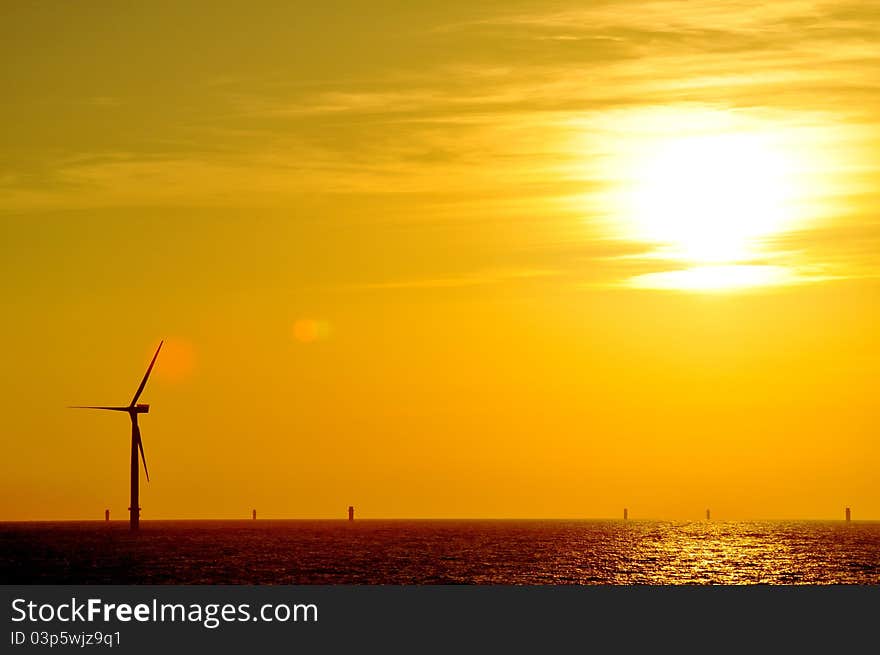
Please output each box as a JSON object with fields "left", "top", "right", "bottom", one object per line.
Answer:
{"left": 133, "top": 403, "right": 150, "bottom": 414}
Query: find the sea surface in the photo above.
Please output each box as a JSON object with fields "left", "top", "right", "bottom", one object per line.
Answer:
{"left": 1, "top": 520, "right": 878, "bottom": 584}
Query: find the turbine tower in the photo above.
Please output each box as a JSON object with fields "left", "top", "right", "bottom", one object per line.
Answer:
{"left": 71, "top": 341, "right": 163, "bottom": 530}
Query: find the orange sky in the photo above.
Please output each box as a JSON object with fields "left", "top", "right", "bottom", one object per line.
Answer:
{"left": 1, "top": 1, "right": 878, "bottom": 520}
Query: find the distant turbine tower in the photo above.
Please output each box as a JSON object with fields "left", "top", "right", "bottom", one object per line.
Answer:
{"left": 70, "top": 341, "right": 163, "bottom": 531}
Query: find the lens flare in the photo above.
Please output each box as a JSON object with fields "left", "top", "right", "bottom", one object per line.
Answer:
{"left": 293, "top": 319, "right": 331, "bottom": 343}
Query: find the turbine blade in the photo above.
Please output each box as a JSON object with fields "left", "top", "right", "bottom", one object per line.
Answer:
{"left": 130, "top": 340, "right": 163, "bottom": 407}
{"left": 69, "top": 406, "right": 130, "bottom": 411}
{"left": 133, "top": 421, "right": 150, "bottom": 482}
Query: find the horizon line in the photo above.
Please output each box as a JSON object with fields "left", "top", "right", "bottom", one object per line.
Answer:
{"left": 1, "top": 516, "right": 875, "bottom": 523}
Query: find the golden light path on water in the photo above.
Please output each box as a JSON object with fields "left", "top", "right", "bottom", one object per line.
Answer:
{"left": 5, "top": 520, "right": 879, "bottom": 584}
{"left": 595, "top": 108, "right": 845, "bottom": 291}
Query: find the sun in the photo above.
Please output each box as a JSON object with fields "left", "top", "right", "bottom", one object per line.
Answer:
{"left": 624, "top": 131, "right": 797, "bottom": 265}
{"left": 592, "top": 108, "right": 829, "bottom": 291}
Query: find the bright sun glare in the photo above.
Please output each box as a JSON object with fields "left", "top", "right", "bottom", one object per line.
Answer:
{"left": 625, "top": 132, "right": 796, "bottom": 264}
{"left": 602, "top": 109, "right": 826, "bottom": 291}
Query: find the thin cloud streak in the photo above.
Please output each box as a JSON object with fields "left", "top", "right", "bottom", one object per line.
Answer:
{"left": 1, "top": 0, "right": 878, "bottom": 287}
{"left": 344, "top": 269, "right": 561, "bottom": 292}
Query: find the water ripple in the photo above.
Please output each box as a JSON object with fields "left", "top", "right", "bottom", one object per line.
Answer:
{"left": 1, "top": 520, "right": 878, "bottom": 584}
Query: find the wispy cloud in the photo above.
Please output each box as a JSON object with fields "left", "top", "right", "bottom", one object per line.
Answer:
{"left": 2, "top": 0, "right": 878, "bottom": 289}
{"left": 344, "top": 269, "right": 561, "bottom": 291}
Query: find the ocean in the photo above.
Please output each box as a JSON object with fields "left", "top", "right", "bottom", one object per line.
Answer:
{"left": 2, "top": 520, "right": 878, "bottom": 584}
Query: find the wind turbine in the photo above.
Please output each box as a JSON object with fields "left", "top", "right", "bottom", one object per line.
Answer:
{"left": 71, "top": 341, "right": 163, "bottom": 530}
